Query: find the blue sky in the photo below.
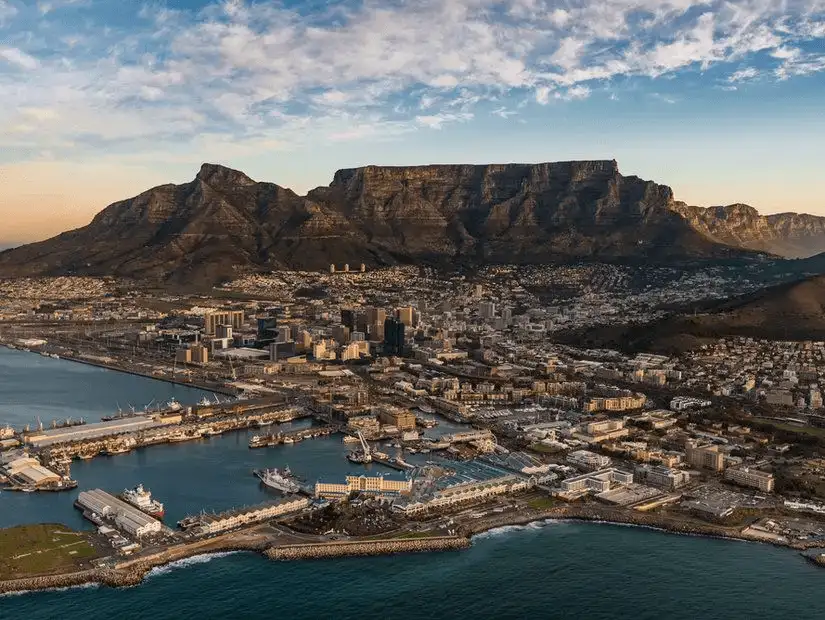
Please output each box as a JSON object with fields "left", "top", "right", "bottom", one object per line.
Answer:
{"left": 1, "top": 0, "right": 824, "bottom": 242}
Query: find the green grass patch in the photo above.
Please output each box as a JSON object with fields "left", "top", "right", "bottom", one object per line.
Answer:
{"left": 0, "top": 524, "right": 99, "bottom": 578}
{"left": 528, "top": 497, "right": 557, "bottom": 511}
{"left": 753, "top": 418, "right": 825, "bottom": 438}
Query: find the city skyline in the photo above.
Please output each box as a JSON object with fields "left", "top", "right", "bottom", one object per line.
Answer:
{"left": 2, "top": 0, "right": 825, "bottom": 245}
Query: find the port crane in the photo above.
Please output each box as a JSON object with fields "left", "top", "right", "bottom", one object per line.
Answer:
{"left": 347, "top": 430, "right": 373, "bottom": 464}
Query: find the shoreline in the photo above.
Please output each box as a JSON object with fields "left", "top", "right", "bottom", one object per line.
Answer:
{"left": 0, "top": 343, "right": 236, "bottom": 396}
{"left": 3, "top": 505, "right": 824, "bottom": 596}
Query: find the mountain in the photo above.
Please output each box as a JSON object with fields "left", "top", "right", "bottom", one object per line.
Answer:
{"left": 0, "top": 160, "right": 820, "bottom": 284}
{"left": 672, "top": 203, "right": 825, "bottom": 258}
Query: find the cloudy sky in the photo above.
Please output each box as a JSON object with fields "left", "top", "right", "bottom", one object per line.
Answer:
{"left": 1, "top": 0, "right": 824, "bottom": 244}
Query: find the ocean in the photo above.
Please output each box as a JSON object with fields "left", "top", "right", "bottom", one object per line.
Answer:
{"left": 4, "top": 522, "right": 825, "bottom": 619}
{"left": 2, "top": 347, "right": 824, "bottom": 618}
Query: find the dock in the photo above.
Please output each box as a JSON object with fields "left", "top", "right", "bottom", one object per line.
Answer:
{"left": 371, "top": 456, "right": 416, "bottom": 471}
{"left": 248, "top": 425, "right": 338, "bottom": 449}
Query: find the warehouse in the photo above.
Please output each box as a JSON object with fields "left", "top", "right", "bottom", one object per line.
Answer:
{"left": 2, "top": 455, "right": 61, "bottom": 487}
{"left": 76, "top": 489, "right": 162, "bottom": 538}
{"left": 25, "top": 415, "right": 162, "bottom": 447}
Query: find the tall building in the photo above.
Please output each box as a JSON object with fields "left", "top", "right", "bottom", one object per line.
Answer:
{"left": 383, "top": 317, "right": 405, "bottom": 356}
{"left": 479, "top": 302, "right": 496, "bottom": 320}
{"left": 685, "top": 442, "right": 725, "bottom": 471}
{"left": 365, "top": 307, "right": 386, "bottom": 327}
{"left": 332, "top": 325, "right": 351, "bottom": 344}
{"left": 216, "top": 324, "right": 233, "bottom": 339}
{"left": 341, "top": 342, "right": 362, "bottom": 362}
{"left": 256, "top": 314, "right": 278, "bottom": 346}
{"left": 341, "top": 308, "right": 357, "bottom": 330}
{"left": 175, "top": 347, "right": 192, "bottom": 364}
{"left": 204, "top": 310, "right": 244, "bottom": 335}
{"left": 191, "top": 344, "right": 209, "bottom": 365}
{"left": 396, "top": 307, "right": 414, "bottom": 327}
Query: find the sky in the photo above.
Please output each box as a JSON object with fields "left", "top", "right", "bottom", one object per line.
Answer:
{"left": 1, "top": 0, "right": 825, "bottom": 245}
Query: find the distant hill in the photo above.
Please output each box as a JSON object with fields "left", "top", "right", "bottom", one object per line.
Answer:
{"left": 562, "top": 274, "right": 825, "bottom": 353}
{"left": 0, "top": 160, "right": 822, "bottom": 284}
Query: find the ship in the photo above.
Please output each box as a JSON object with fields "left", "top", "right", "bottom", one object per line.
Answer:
{"left": 347, "top": 451, "right": 372, "bottom": 464}
{"left": 120, "top": 484, "right": 165, "bottom": 519}
{"left": 253, "top": 467, "right": 300, "bottom": 494}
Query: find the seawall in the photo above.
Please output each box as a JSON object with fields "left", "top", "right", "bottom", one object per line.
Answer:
{"left": 265, "top": 536, "right": 470, "bottom": 561}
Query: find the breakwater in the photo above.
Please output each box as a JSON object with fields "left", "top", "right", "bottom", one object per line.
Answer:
{"left": 265, "top": 536, "right": 470, "bottom": 561}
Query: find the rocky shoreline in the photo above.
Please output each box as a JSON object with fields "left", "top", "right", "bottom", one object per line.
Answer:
{"left": 3, "top": 506, "right": 824, "bottom": 595}
{"left": 265, "top": 536, "right": 470, "bottom": 561}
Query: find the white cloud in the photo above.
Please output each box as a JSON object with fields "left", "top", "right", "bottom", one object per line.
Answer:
{"left": 728, "top": 67, "right": 759, "bottom": 82}
{"left": 535, "top": 86, "right": 552, "bottom": 104}
{"left": 1, "top": 0, "right": 824, "bottom": 163}
{"left": 0, "top": 46, "right": 38, "bottom": 70}
{"left": 555, "top": 85, "right": 592, "bottom": 101}
{"left": 415, "top": 112, "right": 473, "bottom": 129}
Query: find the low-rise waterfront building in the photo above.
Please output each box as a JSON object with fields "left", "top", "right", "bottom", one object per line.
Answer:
{"left": 194, "top": 496, "right": 310, "bottom": 535}
{"left": 315, "top": 473, "right": 413, "bottom": 499}
{"left": 560, "top": 468, "right": 634, "bottom": 493}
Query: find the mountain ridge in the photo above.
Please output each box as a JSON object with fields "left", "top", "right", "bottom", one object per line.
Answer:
{"left": 0, "top": 160, "right": 822, "bottom": 284}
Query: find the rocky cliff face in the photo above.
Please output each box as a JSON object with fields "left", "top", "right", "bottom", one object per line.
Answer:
{"left": 672, "top": 203, "right": 825, "bottom": 258}
{"left": 0, "top": 160, "right": 819, "bottom": 284}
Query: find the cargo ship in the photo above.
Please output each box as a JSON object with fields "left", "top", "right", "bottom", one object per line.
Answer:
{"left": 120, "top": 484, "right": 165, "bottom": 518}
{"left": 253, "top": 467, "right": 300, "bottom": 494}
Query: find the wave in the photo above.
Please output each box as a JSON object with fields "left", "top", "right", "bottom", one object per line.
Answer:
{"left": 0, "top": 583, "right": 99, "bottom": 598}
{"left": 145, "top": 551, "right": 241, "bottom": 580}
{"left": 471, "top": 519, "right": 560, "bottom": 541}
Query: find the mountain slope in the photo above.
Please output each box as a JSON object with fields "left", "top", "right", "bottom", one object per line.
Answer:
{"left": 0, "top": 160, "right": 819, "bottom": 284}
{"left": 672, "top": 203, "right": 825, "bottom": 258}
{"left": 560, "top": 274, "right": 825, "bottom": 353}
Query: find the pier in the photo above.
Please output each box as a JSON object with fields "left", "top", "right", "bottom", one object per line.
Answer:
{"left": 264, "top": 536, "right": 470, "bottom": 560}
{"left": 37, "top": 406, "right": 311, "bottom": 465}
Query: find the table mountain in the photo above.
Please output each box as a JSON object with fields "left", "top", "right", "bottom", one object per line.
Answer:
{"left": 0, "top": 160, "right": 820, "bottom": 284}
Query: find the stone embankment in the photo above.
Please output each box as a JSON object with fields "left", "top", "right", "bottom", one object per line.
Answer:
{"left": 265, "top": 536, "right": 470, "bottom": 561}
{"left": 0, "top": 569, "right": 99, "bottom": 595}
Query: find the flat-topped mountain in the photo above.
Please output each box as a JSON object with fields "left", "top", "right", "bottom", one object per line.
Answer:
{"left": 0, "top": 160, "right": 821, "bottom": 283}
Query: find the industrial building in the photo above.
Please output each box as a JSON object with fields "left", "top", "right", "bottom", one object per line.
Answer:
{"left": 2, "top": 454, "right": 61, "bottom": 487}
{"left": 724, "top": 467, "right": 775, "bottom": 492}
{"left": 25, "top": 415, "right": 163, "bottom": 447}
{"left": 76, "top": 489, "right": 162, "bottom": 538}
{"left": 193, "top": 496, "right": 309, "bottom": 535}
{"left": 315, "top": 473, "right": 413, "bottom": 499}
